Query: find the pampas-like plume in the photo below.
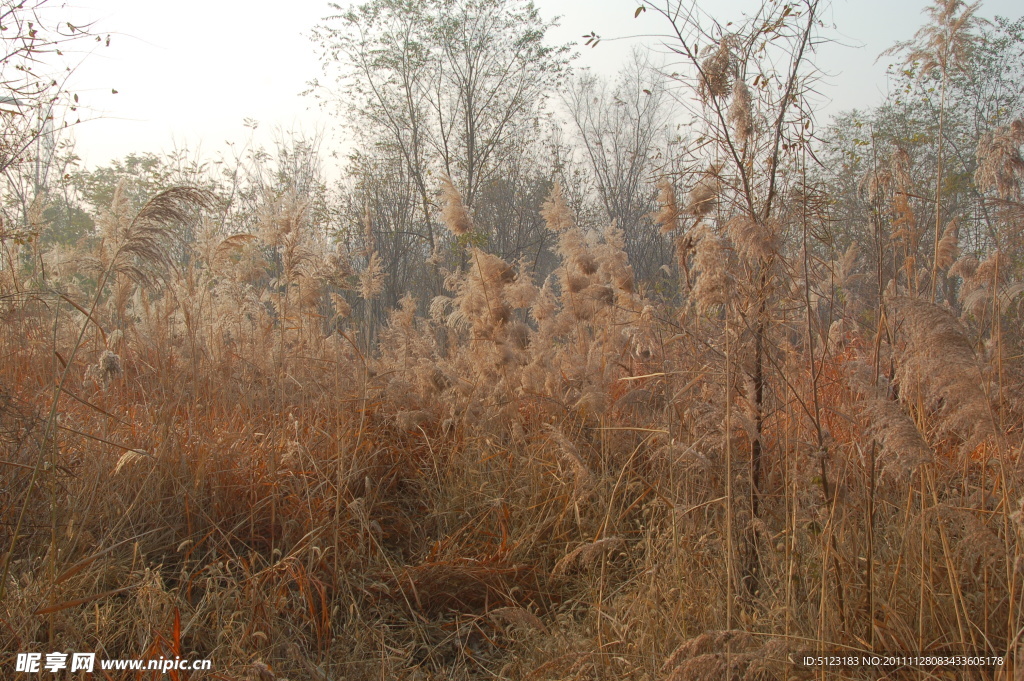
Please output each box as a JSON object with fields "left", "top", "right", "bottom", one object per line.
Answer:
{"left": 687, "top": 163, "right": 722, "bottom": 219}
{"left": 958, "top": 251, "right": 1016, "bottom": 319}
{"left": 653, "top": 179, "right": 681, "bottom": 234}
{"left": 566, "top": 273, "right": 588, "bottom": 294}
{"left": 893, "top": 296, "right": 996, "bottom": 450}
{"left": 505, "top": 321, "right": 530, "bottom": 351}
{"left": 690, "top": 224, "right": 733, "bottom": 313}
{"left": 530, "top": 276, "right": 558, "bottom": 323}
{"left": 504, "top": 264, "right": 539, "bottom": 309}
{"left": 974, "top": 250, "right": 1007, "bottom": 287}
{"left": 210, "top": 233, "right": 258, "bottom": 273}
{"left": 440, "top": 176, "right": 472, "bottom": 236}
{"left": 595, "top": 225, "right": 634, "bottom": 294}
{"left": 698, "top": 39, "right": 733, "bottom": 102}
{"left": 892, "top": 147, "right": 912, "bottom": 187}
{"left": 883, "top": 0, "right": 985, "bottom": 77}
{"left": 471, "top": 248, "right": 515, "bottom": 286}
{"left": 330, "top": 292, "right": 352, "bottom": 321}
{"left": 935, "top": 219, "right": 960, "bottom": 271}
{"left": 86, "top": 349, "right": 123, "bottom": 390}
{"left": 444, "top": 247, "right": 516, "bottom": 340}
{"left": 555, "top": 226, "right": 597, "bottom": 281}
{"left": 724, "top": 214, "right": 776, "bottom": 262}
{"left": 259, "top": 191, "right": 310, "bottom": 249}
{"left": 362, "top": 203, "right": 375, "bottom": 251}
{"left": 359, "top": 252, "right": 385, "bottom": 301}
{"left": 105, "top": 186, "right": 215, "bottom": 284}
{"left": 858, "top": 389, "right": 933, "bottom": 474}
{"left": 728, "top": 78, "right": 753, "bottom": 145}
{"left": 949, "top": 253, "right": 979, "bottom": 284}
{"left": 541, "top": 182, "right": 574, "bottom": 232}
{"left": 975, "top": 118, "right": 1024, "bottom": 199}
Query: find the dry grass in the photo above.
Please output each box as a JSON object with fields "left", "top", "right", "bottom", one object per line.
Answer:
{"left": 0, "top": 174, "right": 1020, "bottom": 681}
{"left": 2, "top": 5, "right": 1024, "bottom": 673}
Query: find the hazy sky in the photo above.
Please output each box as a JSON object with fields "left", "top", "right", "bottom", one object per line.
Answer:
{"left": 56, "top": 0, "right": 1022, "bottom": 175}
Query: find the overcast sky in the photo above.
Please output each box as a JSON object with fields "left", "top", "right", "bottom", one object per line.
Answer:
{"left": 56, "top": 0, "right": 1022, "bottom": 176}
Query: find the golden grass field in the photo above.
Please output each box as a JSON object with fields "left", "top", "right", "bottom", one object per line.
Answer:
{"left": 1, "top": 175, "right": 1022, "bottom": 680}
{"left": 2, "top": 0, "right": 1024, "bottom": 678}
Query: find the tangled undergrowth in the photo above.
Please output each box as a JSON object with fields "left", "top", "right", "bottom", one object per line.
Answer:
{"left": 2, "top": 0, "right": 1024, "bottom": 677}
{"left": 0, "top": 168, "right": 1022, "bottom": 681}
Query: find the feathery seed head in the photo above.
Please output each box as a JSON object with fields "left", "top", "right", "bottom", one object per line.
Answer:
{"left": 975, "top": 118, "right": 1024, "bottom": 199}
{"left": 359, "top": 251, "right": 386, "bottom": 301}
{"left": 507, "top": 322, "right": 531, "bottom": 350}
{"left": 472, "top": 249, "right": 515, "bottom": 285}
{"left": 882, "top": 0, "right": 986, "bottom": 78}
{"left": 687, "top": 163, "right": 723, "bottom": 219}
{"left": 653, "top": 179, "right": 681, "bottom": 234}
{"left": 949, "top": 254, "right": 979, "bottom": 283}
{"left": 725, "top": 214, "right": 776, "bottom": 262}
{"left": 330, "top": 292, "right": 352, "bottom": 321}
{"left": 935, "top": 219, "right": 960, "bottom": 271}
{"left": 541, "top": 182, "right": 574, "bottom": 232}
{"left": 699, "top": 39, "right": 734, "bottom": 102}
{"left": 575, "top": 252, "right": 598, "bottom": 276}
{"left": 588, "top": 284, "right": 615, "bottom": 307}
{"left": 440, "top": 176, "right": 472, "bottom": 236}
{"left": 531, "top": 277, "right": 558, "bottom": 322}
{"left": 505, "top": 268, "right": 539, "bottom": 309}
{"left": 567, "top": 273, "right": 589, "bottom": 294}
{"left": 974, "top": 250, "right": 1007, "bottom": 286}
{"left": 691, "top": 224, "right": 733, "bottom": 313}
{"left": 728, "top": 78, "right": 753, "bottom": 145}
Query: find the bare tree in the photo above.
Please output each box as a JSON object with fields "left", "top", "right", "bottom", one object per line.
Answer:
{"left": 883, "top": 0, "right": 986, "bottom": 301}
{"left": 310, "top": 0, "right": 571, "bottom": 257}
{"left": 1, "top": 0, "right": 106, "bottom": 178}
{"left": 642, "top": 0, "right": 825, "bottom": 614}
{"left": 563, "top": 49, "right": 676, "bottom": 283}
